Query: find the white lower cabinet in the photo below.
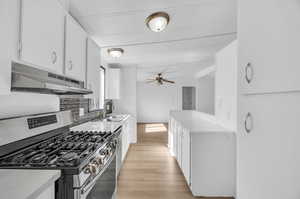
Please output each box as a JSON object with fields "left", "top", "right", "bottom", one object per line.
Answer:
{"left": 181, "top": 127, "right": 190, "bottom": 184}
{"left": 169, "top": 116, "right": 236, "bottom": 197}
{"left": 121, "top": 117, "right": 131, "bottom": 162}
{"left": 176, "top": 124, "right": 182, "bottom": 166}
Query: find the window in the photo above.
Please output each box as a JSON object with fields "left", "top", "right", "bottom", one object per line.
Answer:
{"left": 99, "top": 66, "right": 105, "bottom": 109}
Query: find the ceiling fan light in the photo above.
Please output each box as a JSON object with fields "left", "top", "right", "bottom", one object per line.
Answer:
{"left": 146, "top": 12, "right": 170, "bottom": 32}
{"left": 107, "top": 48, "right": 124, "bottom": 58}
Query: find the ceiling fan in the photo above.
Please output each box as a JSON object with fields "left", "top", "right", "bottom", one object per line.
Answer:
{"left": 146, "top": 73, "right": 175, "bottom": 85}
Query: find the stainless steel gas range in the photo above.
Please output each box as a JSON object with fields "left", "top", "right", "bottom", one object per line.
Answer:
{"left": 0, "top": 111, "right": 120, "bottom": 199}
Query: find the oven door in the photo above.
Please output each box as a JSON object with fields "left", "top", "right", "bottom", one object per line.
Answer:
{"left": 79, "top": 154, "right": 116, "bottom": 199}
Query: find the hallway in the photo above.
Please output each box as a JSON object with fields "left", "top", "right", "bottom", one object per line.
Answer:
{"left": 116, "top": 123, "right": 195, "bottom": 199}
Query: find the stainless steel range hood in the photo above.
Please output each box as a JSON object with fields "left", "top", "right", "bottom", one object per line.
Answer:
{"left": 11, "top": 62, "right": 93, "bottom": 95}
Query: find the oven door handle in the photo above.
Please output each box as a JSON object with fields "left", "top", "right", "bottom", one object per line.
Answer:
{"left": 81, "top": 180, "right": 96, "bottom": 195}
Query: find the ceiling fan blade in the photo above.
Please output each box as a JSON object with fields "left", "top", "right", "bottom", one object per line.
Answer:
{"left": 161, "top": 78, "right": 175, "bottom": 84}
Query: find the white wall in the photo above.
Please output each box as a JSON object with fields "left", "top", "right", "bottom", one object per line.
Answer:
{"left": 137, "top": 77, "right": 198, "bottom": 123}
{"left": 137, "top": 83, "right": 177, "bottom": 123}
{"left": 113, "top": 66, "right": 137, "bottom": 143}
{"left": 197, "top": 75, "right": 215, "bottom": 115}
{"left": 215, "top": 40, "right": 237, "bottom": 131}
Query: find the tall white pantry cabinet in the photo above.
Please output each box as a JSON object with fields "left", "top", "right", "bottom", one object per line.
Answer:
{"left": 237, "top": 0, "right": 300, "bottom": 199}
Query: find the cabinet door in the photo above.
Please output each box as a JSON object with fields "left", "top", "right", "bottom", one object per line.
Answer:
{"left": 121, "top": 127, "right": 126, "bottom": 162}
{"left": 65, "top": 15, "right": 87, "bottom": 81}
{"left": 86, "top": 39, "right": 101, "bottom": 110}
{"left": 237, "top": 94, "right": 300, "bottom": 199}
{"left": 106, "top": 68, "right": 120, "bottom": 99}
{"left": 176, "top": 124, "right": 182, "bottom": 168}
{"left": 121, "top": 121, "right": 130, "bottom": 162}
{"left": 181, "top": 128, "right": 190, "bottom": 185}
{"left": 21, "top": 0, "right": 64, "bottom": 74}
{"left": 239, "top": 0, "right": 300, "bottom": 94}
{"left": 173, "top": 119, "right": 178, "bottom": 158}
{"left": 168, "top": 118, "right": 174, "bottom": 154}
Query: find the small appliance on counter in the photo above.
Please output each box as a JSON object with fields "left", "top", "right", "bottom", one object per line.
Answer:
{"left": 104, "top": 99, "right": 113, "bottom": 117}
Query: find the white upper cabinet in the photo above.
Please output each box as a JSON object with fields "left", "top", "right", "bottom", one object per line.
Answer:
{"left": 86, "top": 39, "right": 101, "bottom": 110}
{"left": 239, "top": 0, "right": 300, "bottom": 94}
{"left": 65, "top": 15, "right": 87, "bottom": 82}
{"left": 20, "top": 0, "right": 65, "bottom": 74}
{"left": 106, "top": 68, "right": 121, "bottom": 99}
{"left": 0, "top": 0, "right": 13, "bottom": 95}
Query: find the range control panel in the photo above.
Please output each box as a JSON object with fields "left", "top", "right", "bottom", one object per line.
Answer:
{"left": 27, "top": 115, "right": 57, "bottom": 129}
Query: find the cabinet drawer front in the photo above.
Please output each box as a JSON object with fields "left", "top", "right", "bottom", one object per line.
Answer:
{"left": 238, "top": 93, "right": 300, "bottom": 199}
{"left": 238, "top": 0, "right": 300, "bottom": 94}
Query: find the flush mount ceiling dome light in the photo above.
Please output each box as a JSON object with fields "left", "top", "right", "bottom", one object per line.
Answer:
{"left": 146, "top": 12, "right": 170, "bottom": 32}
{"left": 107, "top": 48, "right": 124, "bottom": 58}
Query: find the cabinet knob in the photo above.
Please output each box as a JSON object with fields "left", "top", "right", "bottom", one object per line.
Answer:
{"left": 68, "top": 60, "right": 73, "bottom": 70}
{"left": 51, "top": 51, "right": 57, "bottom": 64}
{"left": 244, "top": 112, "right": 253, "bottom": 134}
{"left": 245, "top": 62, "right": 254, "bottom": 84}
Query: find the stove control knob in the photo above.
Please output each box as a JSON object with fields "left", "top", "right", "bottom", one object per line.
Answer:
{"left": 107, "top": 147, "right": 112, "bottom": 155}
{"left": 92, "top": 159, "right": 100, "bottom": 166}
{"left": 84, "top": 163, "right": 97, "bottom": 175}
{"left": 114, "top": 139, "right": 118, "bottom": 146}
{"left": 96, "top": 155, "right": 105, "bottom": 166}
{"left": 100, "top": 150, "right": 106, "bottom": 156}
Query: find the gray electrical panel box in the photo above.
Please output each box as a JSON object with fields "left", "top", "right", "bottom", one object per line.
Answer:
{"left": 182, "top": 86, "right": 196, "bottom": 110}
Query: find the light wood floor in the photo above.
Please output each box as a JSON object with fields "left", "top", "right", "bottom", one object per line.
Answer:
{"left": 117, "top": 123, "right": 233, "bottom": 199}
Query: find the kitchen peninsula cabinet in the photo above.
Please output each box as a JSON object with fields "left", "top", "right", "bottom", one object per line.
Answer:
{"left": 169, "top": 111, "right": 235, "bottom": 197}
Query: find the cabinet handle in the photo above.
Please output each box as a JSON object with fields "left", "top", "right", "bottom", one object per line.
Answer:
{"left": 51, "top": 51, "right": 57, "bottom": 64}
{"left": 244, "top": 112, "right": 253, "bottom": 134}
{"left": 68, "top": 60, "right": 73, "bottom": 70}
{"left": 245, "top": 62, "right": 253, "bottom": 84}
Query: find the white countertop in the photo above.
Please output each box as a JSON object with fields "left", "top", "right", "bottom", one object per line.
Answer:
{"left": 71, "top": 114, "right": 130, "bottom": 132}
{"left": 170, "top": 111, "right": 232, "bottom": 133}
{"left": 0, "top": 169, "right": 60, "bottom": 199}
